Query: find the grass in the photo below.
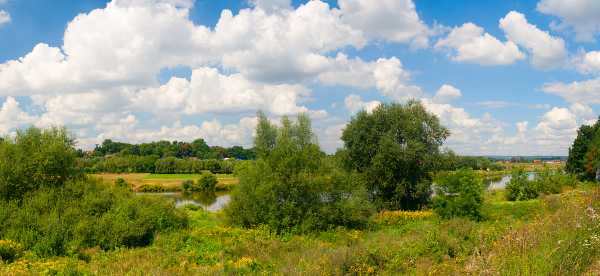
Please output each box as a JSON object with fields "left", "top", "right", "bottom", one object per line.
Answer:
{"left": 2, "top": 183, "right": 599, "bottom": 274}
{"left": 91, "top": 173, "right": 239, "bottom": 192}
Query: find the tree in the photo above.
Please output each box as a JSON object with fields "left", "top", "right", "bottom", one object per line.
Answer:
{"left": 0, "top": 127, "right": 80, "bottom": 200}
{"left": 566, "top": 118, "right": 600, "bottom": 180}
{"left": 226, "top": 113, "right": 373, "bottom": 233}
{"left": 254, "top": 111, "right": 277, "bottom": 159}
{"left": 341, "top": 101, "right": 450, "bottom": 210}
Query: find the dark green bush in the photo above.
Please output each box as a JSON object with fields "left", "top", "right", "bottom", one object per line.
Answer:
{"left": 506, "top": 169, "right": 539, "bottom": 201}
{"left": 433, "top": 169, "right": 484, "bottom": 220}
{"left": 534, "top": 167, "right": 577, "bottom": 194}
{"left": 0, "top": 179, "right": 187, "bottom": 257}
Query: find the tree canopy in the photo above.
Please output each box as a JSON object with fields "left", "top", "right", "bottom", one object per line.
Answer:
{"left": 341, "top": 101, "right": 450, "bottom": 210}
{"left": 226, "top": 113, "right": 373, "bottom": 233}
{"left": 566, "top": 118, "right": 600, "bottom": 180}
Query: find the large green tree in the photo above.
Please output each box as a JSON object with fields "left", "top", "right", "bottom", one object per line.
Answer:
{"left": 226, "top": 113, "right": 373, "bottom": 233}
{"left": 341, "top": 101, "right": 450, "bottom": 210}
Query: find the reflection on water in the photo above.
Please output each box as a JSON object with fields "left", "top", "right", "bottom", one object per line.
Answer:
{"left": 484, "top": 173, "right": 536, "bottom": 190}
{"left": 137, "top": 191, "right": 231, "bottom": 212}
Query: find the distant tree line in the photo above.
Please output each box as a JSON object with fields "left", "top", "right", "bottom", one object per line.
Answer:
{"left": 567, "top": 118, "right": 600, "bottom": 180}
{"left": 90, "top": 138, "right": 255, "bottom": 160}
{"left": 78, "top": 155, "right": 241, "bottom": 174}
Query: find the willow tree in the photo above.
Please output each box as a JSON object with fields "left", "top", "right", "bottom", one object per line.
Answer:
{"left": 341, "top": 101, "right": 449, "bottom": 210}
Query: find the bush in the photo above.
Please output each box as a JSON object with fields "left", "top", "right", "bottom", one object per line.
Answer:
{"left": 534, "top": 167, "right": 577, "bottom": 194}
{"left": 182, "top": 180, "right": 194, "bottom": 192}
{"left": 115, "top": 178, "right": 130, "bottom": 189}
{"left": 197, "top": 172, "right": 217, "bottom": 192}
{"left": 433, "top": 169, "right": 484, "bottom": 220}
{"left": 0, "top": 179, "right": 187, "bottom": 257}
{"left": 0, "top": 240, "right": 23, "bottom": 263}
{"left": 0, "top": 127, "right": 80, "bottom": 200}
{"left": 506, "top": 169, "right": 539, "bottom": 201}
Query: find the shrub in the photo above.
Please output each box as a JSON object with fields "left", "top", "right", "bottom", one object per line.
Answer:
{"left": 197, "top": 172, "right": 217, "bottom": 192}
{"left": 0, "top": 179, "right": 187, "bottom": 257}
{"left": 433, "top": 169, "right": 484, "bottom": 220}
{"left": 115, "top": 178, "right": 130, "bottom": 189}
{"left": 0, "top": 240, "right": 23, "bottom": 263}
{"left": 182, "top": 180, "right": 194, "bottom": 192}
{"left": 534, "top": 167, "right": 577, "bottom": 194}
{"left": 0, "top": 127, "right": 80, "bottom": 200}
{"left": 506, "top": 169, "right": 539, "bottom": 201}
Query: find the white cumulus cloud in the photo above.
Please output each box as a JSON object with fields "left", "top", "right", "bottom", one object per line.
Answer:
{"left": 435, "top": 23, "right": 524, "bottom": 66}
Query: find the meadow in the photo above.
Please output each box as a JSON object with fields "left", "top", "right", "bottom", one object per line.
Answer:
{"left": 91, "top": 173, "right": 239, "bottom": 192}
{"left": 2, "top": 182, "right": 599, "bottom": 275}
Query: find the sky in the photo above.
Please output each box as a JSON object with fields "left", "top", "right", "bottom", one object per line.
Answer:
{"left": 1, "top": 0, "right": 600, "bottom": 156}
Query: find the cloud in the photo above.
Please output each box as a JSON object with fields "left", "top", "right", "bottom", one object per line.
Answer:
{"left": 344, "top": 94, "right": 380, "bottom": 113}
{"left": 575, "top": 50, "right": 600, "bottom": 75}
{"left": 133, "top": 67, "right": 313, "bottom": 116}
{"left": 537, "top": 0, "right": 600, "bottom": 42}
{"left": 373, "top": 57, "right": 422, "bottom": 101}
{"left": 0, "top": 10, "right": 9, "bottom": 27}
{"left": 338, "top": 0, "right": 431, "bottom": 48}
{"left": 476, "top": 101, "right": 551, "bottom": 110}
{"left": 248, "top": 0, "right": 291, "bottom": 12}
{"left": 499, "top": 11, "right": 567, "bottom": 69}
{"left": 432, "top": 84, "right": 462, "bottom": 103}
{"left": 435, "top": 23, "right": 524, "bottom": 65}
{"left": 216, "top": 1, "right": 365, "bottom": 83}
{"left": 542, "top": 78, "right": 600, "bottom": 104}
{"left": 0, "top": 97, "right": 37, "bottom": 134}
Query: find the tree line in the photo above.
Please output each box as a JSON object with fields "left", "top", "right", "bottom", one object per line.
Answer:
{"left": 89, "top": 138, "right": 255, "bottom": 160}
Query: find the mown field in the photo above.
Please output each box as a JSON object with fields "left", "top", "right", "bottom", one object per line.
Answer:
{"left": 2, "top": 182, "right": 599, "bottom": 275}
{"left": 91, "top": 173, "right": 239, "bottom": 192}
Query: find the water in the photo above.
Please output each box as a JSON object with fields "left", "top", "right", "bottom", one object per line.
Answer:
{"left": 485, "top": 172, "right": 536, "bottom": 190}
{"left": 137, "top": 191, "right": 231, "bottom": 212}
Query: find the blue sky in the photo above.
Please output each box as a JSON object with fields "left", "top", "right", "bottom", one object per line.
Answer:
{"left": 0, "top": 0, "right": 599, "bottom": 155}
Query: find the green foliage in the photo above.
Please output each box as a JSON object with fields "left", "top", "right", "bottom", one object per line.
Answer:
{"left": 433, "top": 169, "right": 484, "bottom": 220}
{"left": 506, "top": 168, "right": 539, "bottom": 201}
{"left": 341, "top": 101, "right": 449, "bottom": 210}
{"left": 226, "top": 113, "right": 374, "bottom": 233}
{"left": 114, "top": 178, "right": 130, "bottom": 189}
{"left": 0, "top": 127, "right": 80, "bottom": 200}
{"left": 0, "top": 179, "right": 187, "bottom": 257}
{"left": 566, "top": 118, "right": 600, "bottom": 180}
{"left": 180, "top": 172, "right": 217, "bottom": 192}
{"left": 534, "top": 167, "right": 577, "bottom": 194}
{"left": 92, "top": 138, "right": 255, "bottom": 160}
{"left": 506, "top": 167, "right": 577, "bottom": 201}
{"left": 197, "top": 172, "right": 218, "bottom": 192}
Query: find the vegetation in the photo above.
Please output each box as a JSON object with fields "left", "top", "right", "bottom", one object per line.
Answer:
{"left": 0, "top": 127, "right": 187, "bottom": 261}
{"left": 92, "top": 138, "right": 255, "bottom": 160}
{"left": 82, "top": 155, "right": 239, "bottom": 174}
{"left": 182, "top": 172, "right": 218, "bottom": 192}
{"left": 226, "top": 113, "right": 374, "bottom": 233}
{"left": 0, "top": 127, "right": 80, "bottom": 200}
{"left": 506, "top": 167, "right": 577, "bottom": 201}
{"left": 3, "top": 112, "right": 600, "bottom": 274}
{"left": 341, "top": 101, "right": 449, "bottom": 210}
{"left": 566, "top": 117, "right": 600, "bottom": 180}
{"left": 433, "top": 169, "right": 484, "bottom": 220}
